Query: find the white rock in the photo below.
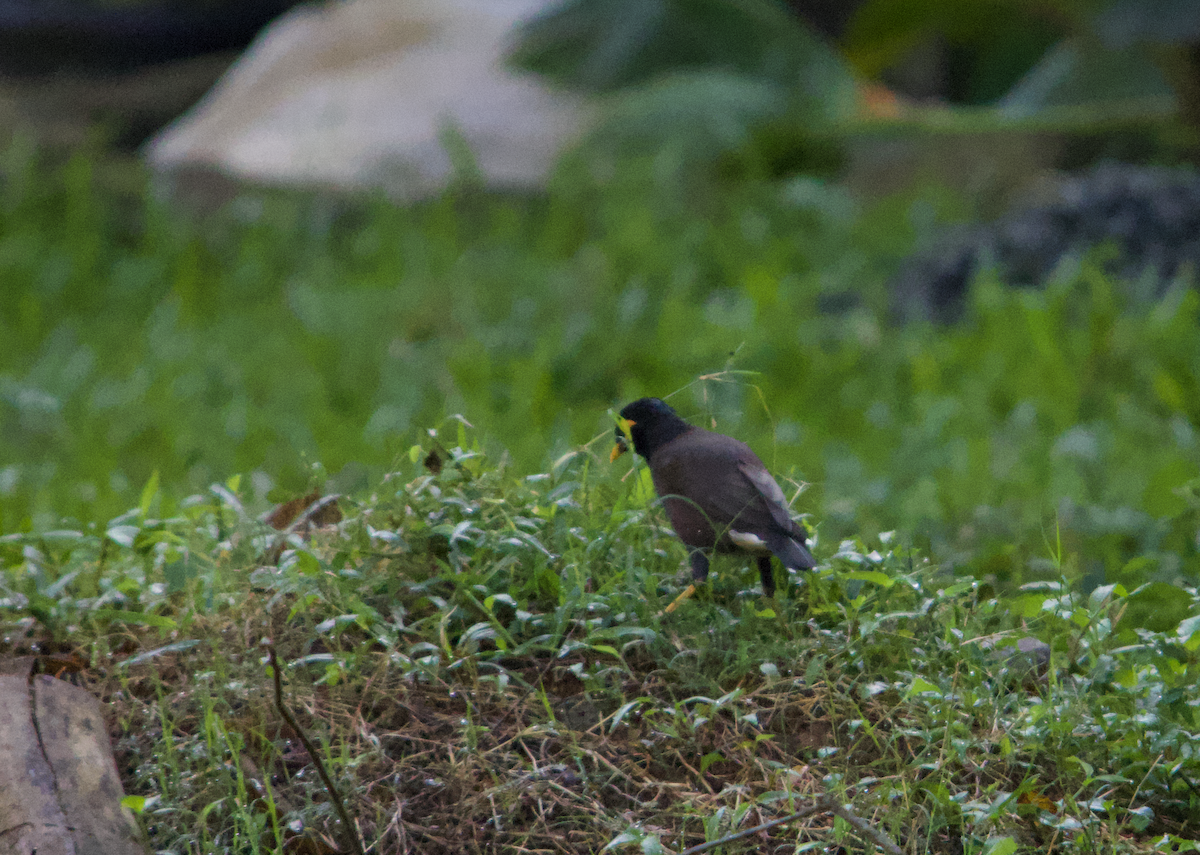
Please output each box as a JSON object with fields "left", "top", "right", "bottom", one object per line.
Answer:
{"left": 144, "top": 0, "right": 589, "bottom": 198}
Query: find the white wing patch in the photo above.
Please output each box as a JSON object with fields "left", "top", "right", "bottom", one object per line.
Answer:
{"left": 728, "top": 529, "right": 770, "bottom": 553}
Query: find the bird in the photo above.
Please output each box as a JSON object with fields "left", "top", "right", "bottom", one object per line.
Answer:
{"left": 611, "top": 397, "right": 816, "bottom": 611}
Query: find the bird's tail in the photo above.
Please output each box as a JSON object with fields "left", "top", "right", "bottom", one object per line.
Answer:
{"left": 767, "top": 534, "right": 817, "bottom": 571}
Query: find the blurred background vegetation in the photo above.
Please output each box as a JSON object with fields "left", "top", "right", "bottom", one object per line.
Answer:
{"left": 2, "top": 0, "right": 1199, "bottom": 611}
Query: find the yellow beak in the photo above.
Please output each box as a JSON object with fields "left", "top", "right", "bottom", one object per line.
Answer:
{"left": 610, "top": 417, "right": 635, "bottom": 462}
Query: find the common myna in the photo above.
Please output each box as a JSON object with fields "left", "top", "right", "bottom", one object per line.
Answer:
{"left": 611, "top": 397, "right": 816, "bottom": 610}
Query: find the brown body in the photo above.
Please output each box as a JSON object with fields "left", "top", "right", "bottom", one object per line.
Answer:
{"left": 614, "top": 397, "right": 815, "bottom": 599}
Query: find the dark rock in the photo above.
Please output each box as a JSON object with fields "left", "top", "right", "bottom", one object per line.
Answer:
{"left": 893, "top": 163, "right": 1200, "bottom": 320}
{"left": 0, "top": 0, "right": 301, "bottom": 75}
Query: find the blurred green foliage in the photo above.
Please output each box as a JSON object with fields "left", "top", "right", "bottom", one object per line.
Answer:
{"left": 512, "top": 0, "right": 837, "bottom": 94}
{"left": 514, "top": 0, "right": 859, "bottom": 178}
{"left": 841, "top": 0, "right": 1065, "bottom": 103}
{"left": 514, "top": 0, "right": 1195, "bottom": 180}
{"left": 0, "top": 140, "right": 1197, "bottom": 600}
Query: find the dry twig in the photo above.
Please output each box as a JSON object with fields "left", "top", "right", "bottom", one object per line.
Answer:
{"left": 265, "top": 640, "right": 365, "bottom": 855}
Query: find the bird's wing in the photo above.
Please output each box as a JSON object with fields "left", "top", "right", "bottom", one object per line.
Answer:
{"left": 654, "top": 433, "right": 796, "bottom": 537}
{"left": 735, "top": 459, "right": 801, "bottom": 536}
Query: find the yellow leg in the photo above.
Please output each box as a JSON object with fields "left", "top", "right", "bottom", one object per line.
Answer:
{"left": 662, "top": 584, "right": 698, "bottom": 614}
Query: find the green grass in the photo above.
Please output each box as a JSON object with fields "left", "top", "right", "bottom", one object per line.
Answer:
{"left": 4, "top": 434, "right": 1200, "bottom": 853}
{"left": 3, "top": 139, "right": 1200, "bottom": 852}
{"left": 1, "top": 145, "right": 1197, "bottom": 600}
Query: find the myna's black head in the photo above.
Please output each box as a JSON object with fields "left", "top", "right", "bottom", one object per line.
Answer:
{"left": 612, "top": 397, "right": 694, "bottom": 462}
